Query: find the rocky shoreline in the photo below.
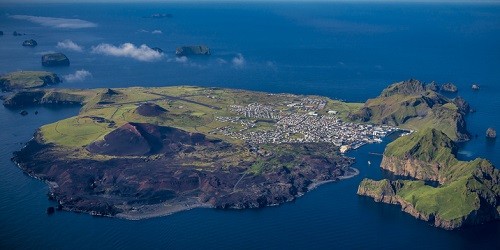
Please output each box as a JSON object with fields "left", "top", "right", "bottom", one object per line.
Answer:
{"left": 13, "top": 130, "right": 356, "bottom": 219}
{"left": 114, "top": 168, "right": 359, "bottom": 220}
{"left": 357, "top": 129, "right": 500, "bottom": 230}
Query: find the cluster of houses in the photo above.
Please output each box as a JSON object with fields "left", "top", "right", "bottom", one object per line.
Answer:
{"left": 212, "top": 100, "right": 396, "bottom": 152}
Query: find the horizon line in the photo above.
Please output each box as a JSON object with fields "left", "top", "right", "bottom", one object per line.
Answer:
{"left": 2, "top": 0, "right": 500, "bottom": 4}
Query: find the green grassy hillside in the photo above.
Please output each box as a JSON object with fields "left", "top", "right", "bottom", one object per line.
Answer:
{"left": 0, "top": 71, "right": 61, "bottom": 91}
{"left": 349, "top": 79, "right": 470, "bottom": 141}
{"left": 358, "top": 129, "right": 499, "bottom": 229}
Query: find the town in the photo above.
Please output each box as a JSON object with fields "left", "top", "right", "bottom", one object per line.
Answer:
{"left": 212, "top": 98, "right": 397, "bottom": 152}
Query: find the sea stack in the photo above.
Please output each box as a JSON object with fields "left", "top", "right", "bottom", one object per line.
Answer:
{"left": 42, "top": 53, "right": 70, "bottom": 67}
{"left": 441, "top": 83, "right": 458, "bottom": 93}
{"left": 486, "top": 128, "right": 496, "bottom": 139}
{"left": 22, "top": 39, "right": 38, "bottom": 47}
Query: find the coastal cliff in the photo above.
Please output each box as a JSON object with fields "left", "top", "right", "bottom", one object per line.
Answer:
{"left": 381, "top": 128, "right": 457, "bottom": 183}
{"left": 349, "top": 79, "right": 470, "bottom": 141}
{"left": 0, "top": 71, "right": 61, "bottom": 92}
{"left": 2, "top": 89, "right": 86, "bottom": 107}
{"left": 358, "top": 129, "right": 500, "bottom": 230}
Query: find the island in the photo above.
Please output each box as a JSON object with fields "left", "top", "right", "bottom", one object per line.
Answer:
{"left": 486, "top": 128, "right": 497, "bottom": 139}
{"left": 175, "top": 45, "right": 211, "bottom": 56}
{"left": 357, "top": 128, "right": 499, "bottom": 230}
{"left": 42, "top": 53, "right": 70, "bottom": 67}
{"left": 4, "top": 86, "right": 388, "bottom": 219}
{"left": 0, "top": 71, "right": 61, "bottom": 92}
{"left": 145, "top": 13, "right": 173, "bottom": 18}
{"left": 441, "top": 83, "right": 458, "bottom": 93}
{"left": 3, "top": 79, "right": 496, "bottom": 229}
{"left": 22, "top": 39, "right": 38, "bottom": 47}
{"left": 151, "top": 47, "right": 163, "bottom": 54}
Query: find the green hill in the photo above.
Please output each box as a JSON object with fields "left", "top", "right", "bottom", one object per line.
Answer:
{"left": 349, "top": 79, "right": 470, "bottom": 141}
{"left": 0, "top": 71, "right": 61, "bottom": 91}
{"left": 358, "top": 129, "right": 500, "bottom": 229}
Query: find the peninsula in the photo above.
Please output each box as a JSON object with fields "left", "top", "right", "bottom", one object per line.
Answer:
{"left": 355, "top": 81, "right": 499, "bottom": 230}
{"left": 358, "top": 129, "right": 499, "bottom": 229}
{"left": 349, "top": 79, "right": 471, "bottom": 141}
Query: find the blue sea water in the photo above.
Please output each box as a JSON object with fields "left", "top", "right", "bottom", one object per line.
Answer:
{"left": 0, "top": 2, "right": 499, "bottom": 249}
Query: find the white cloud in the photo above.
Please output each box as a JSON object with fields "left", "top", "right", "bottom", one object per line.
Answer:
{"left": 232, "top": 53, "right": 245, "bottom": 68}
{"left": 10, "top": 15, "right": 97, "bottom": 29}
{"left": 175, "top": 56, "right": 188, "bottom": 63}
{"left": 63, "top": 70, "right": 92, "bottom": 82}
{"left": 216, "top": 58, "right": 227, "bottom": 64}
{"left": 138, "top": 29, "right": 162, "bottom": 34}
{"left": 91, "top": 43, "right": 163, "bottom": 62}
{"left": 266, "top": 61, "right": 276, "bottom": 67}
{"left": 266, "top": 61, "right": 278, "bottom": 70}
{"left": 57, "top": 40, "right": 83, "bottom": 52}
{"left": 36, "top": 50, "right": 56, "bottom": 55}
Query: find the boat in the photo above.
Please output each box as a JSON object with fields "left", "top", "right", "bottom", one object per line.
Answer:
{"left": 368, "top": 161, "right": 371, "bottom": 165}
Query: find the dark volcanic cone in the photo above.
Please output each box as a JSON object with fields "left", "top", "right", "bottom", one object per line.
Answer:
{"left": 135, "top": 103, "right": 168, "bottom": 117}
{"left": 86, "top": 122, "right": 211, "bottom": 156}
{"left": 86, "top": 123, "right": 153, "bottom": 156}
{"left": 96, "top": 88, "right": 122, "bottom": 105}
{"left": 104, "top": 88, "right": 120, "bottom": 96}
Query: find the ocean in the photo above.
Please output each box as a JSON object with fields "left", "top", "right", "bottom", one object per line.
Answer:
{"left": 0, "top": 2, "right": 499, "bottom": 249}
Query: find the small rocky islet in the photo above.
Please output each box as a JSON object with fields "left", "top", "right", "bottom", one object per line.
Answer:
{"left": 486, "top": 128, "right": 497, "bottom": 139}
{"left": 440, "top": 82, "right": 458, "bottom": 93}
{"left": 12, "top": 31, "right": 24, "bottom": 36}
{"left": 22, "top": 39, "right": 37, "bottom": 47}
{"left": 175, "top": 45, "right": 211, "bottom": 56}
{"left": 41, "top": 53, "right": 70, "bottom": 67}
